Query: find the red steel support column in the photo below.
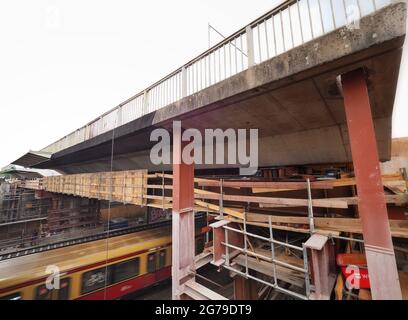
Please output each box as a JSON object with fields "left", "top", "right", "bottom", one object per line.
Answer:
{"left": 341, "top": 69, "right": 401, "bottom": 300}
{"left": 172, "top": 128, "right": 195, "bottom": 300}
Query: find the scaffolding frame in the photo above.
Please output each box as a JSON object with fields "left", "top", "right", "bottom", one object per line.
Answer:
{"left": 221, "top": 213, "right": 311, "bottom": 300}
{"left": 212, "top": 178, "right": 366, "bottom": 300}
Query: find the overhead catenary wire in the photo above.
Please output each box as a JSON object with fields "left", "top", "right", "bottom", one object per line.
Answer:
{"left": 103, "top": 116, "right": 117, "bottom": 300}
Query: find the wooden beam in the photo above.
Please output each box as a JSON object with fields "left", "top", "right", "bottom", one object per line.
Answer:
{"left": 259, "top": 194, "right": 408, "bottom": 208}
{"left": 184, "top": 279, "right": 228, "bottom": 300}
{"left": 196, "top": 193, "right": 349, "bottom": 209}
{"left": 331, "top": 174, "right": 405, "bottom": 187}
{"left": 246, "top": 213, "right": 408, "bottom": 238}
{"left": 234, "top": 254, "right": 305, "bottom": 288}
{"left": 226, "top": 214, "right": 408, "bottom": 238}
{"left": 226, "top": 217, "right": 311, "bottom": 234}
{"left": 195, "top": 200, "right": 243, "bottom": 219}
{"left": 329, "top": 194, "right": 408, "bottom": 206}
{"left": 197, "top": 179, "right": 334, "bottom": 190}
{"left": 147, "top": 184, "right": 173, "bottom": 190}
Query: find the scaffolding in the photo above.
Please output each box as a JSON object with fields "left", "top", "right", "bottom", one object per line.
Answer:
{"left": 208, "top": 177, "right": 382, "bottom": 300}
{"left": 222, "top": 216, "right": 311, "bottom": 300}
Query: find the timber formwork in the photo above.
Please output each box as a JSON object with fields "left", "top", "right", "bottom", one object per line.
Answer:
{"left": 43, "top": 171, "right": 148, "bottom": 206}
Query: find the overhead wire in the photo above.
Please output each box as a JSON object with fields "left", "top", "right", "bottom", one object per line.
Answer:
{"left": 103, "top": 115, "right": 117, "bottom": 300}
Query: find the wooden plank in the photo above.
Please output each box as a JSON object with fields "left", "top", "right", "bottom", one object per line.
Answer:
{"left": 145, "top": 195, "right": 173, "bottom": 201}
{"left": 247, "top": 213, "right": 309, "bottom": 225}
{"left": 246, "top": 213, "right": 408, "bottom": 238}
{"left": 259, "top": 194, "right": 408, "bottom": 208}
{"left": 194, "top": 200, "right": 244, "bottom": 219}
{"left": 194, "top": 188, "right": 219, "bottom": 195}
{"left": 234, "top": 254, "right": 305, "bottom": 288}
{"left": 196, "top": 193, "right": 349, "bottom": 209}
{"left": 228, "top": 214, "right": 408, "bottom": 238}
{"left": 147, "top": 184, "right": 173, "bottom": 190}
{"left": 253, "top": 182, "right": 406, "bottom": 194}
{"left": 331, "top": 174, "right": 405, "bottom": 187}
{"left": 335, "top": 273, "right": 344, "bottom": 300}
{"left": 149, "top": 173, "right": 174, "bottom": 179}
{"left": 225, "top": 217, "right": 311, "bottom": 234}
{"left": 331, "top": 194, "right": 408, "bottom": 206}
{"left": 399, "top": 271, "right": 408, "bottom": 300}
{"left": 252, "top": 187, "right": 299, "bottom": 194}
{"left": 147, "top": 202, "right": 172, "bottom": 209}
{"left": 358, "top": 289, "right": 372, "bottom": 300}
{"left": 184, "top": 279, "right": 228, "bottom": 300}
{"left": 197, "top": 179, "right": 334, "bottom": 190}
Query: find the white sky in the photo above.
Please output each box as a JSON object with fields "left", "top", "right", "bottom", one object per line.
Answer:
{"left": 0, "top": 0, "right": 407, "bottom": 168}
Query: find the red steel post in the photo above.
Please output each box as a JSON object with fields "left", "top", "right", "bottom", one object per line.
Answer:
{"left": 341, "top": 69, "right": 401, "bottom": 300}
{"left": 172, "top": 127, "right": 195, "bottom": 300}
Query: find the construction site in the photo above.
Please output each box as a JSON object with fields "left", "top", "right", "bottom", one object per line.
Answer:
{"left": 1, "top": 0, "right": 408, "bottom": 301}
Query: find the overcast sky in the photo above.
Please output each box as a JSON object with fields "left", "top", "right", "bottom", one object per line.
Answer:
{"left": 0, "top": 0, "right": 407, "bottom": 168}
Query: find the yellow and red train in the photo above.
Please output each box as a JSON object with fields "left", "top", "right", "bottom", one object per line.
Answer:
{"left": 0, "top": 226, "right": 183, "bottom": 300}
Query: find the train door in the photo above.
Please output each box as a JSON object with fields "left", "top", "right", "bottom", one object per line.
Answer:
{"left": 35, "top": 278, "right": 71, "bottom": 300}
{"left": 147, "top": 249, "right": 167, "bottom": 282}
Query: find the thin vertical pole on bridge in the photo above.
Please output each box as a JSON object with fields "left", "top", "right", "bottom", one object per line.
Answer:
{"left": 246, "top": 26, "right": 255, "bottom": 67}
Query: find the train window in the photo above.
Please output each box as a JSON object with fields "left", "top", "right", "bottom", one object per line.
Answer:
{"left": 36, "top": 285, "right": 53, "bottom": 300}
{"left": 81, "top": 267, "right": 112, "bottom": 295}
{"left": 158, "top": 250, "right": 166, "bottom": 269}
{"left": 147, "top": 252, "right": 157, "bottom": 273}
{"left": 0, "top": 292, "right": 21, "bottom": 300}
{"left": 35, "top": 278, "right": 71, "bottom": 300}
{"left": 112, "top": 258, "right": 140, "bottom": 284}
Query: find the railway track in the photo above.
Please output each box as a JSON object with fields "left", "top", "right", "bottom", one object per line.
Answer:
{"left": 0, "top": 220, "right": 171, "bottom": 262}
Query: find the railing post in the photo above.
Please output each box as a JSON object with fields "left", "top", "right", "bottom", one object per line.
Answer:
{"left": 304, "top": 234, "right": 337, "bottom": 300}
{"left": 182, "top": 67, "right": 187, "bottom": 98}
{"left": 143, "top": 90, "right": 149, "bottom": 115}
{"left": 117, "top": 106, "right": 123, "bottom": 127}
{"left": 246, "top": 26, "right": 255, "bottom": 67}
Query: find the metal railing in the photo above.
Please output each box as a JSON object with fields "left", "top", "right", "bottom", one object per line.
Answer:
{"left": 222, "top": 215, "right": 311, "bottom": 300}
{"left": 41, "top": 0, "right": 392, "bottom": 154}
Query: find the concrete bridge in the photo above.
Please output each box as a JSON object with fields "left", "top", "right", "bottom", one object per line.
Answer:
{"left": 13, "top": 0, "right": 407, "bottom": 175}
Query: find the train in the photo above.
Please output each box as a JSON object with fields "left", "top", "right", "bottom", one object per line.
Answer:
{"left": 0, "top": 225, "right": 205, "bottom": 300}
